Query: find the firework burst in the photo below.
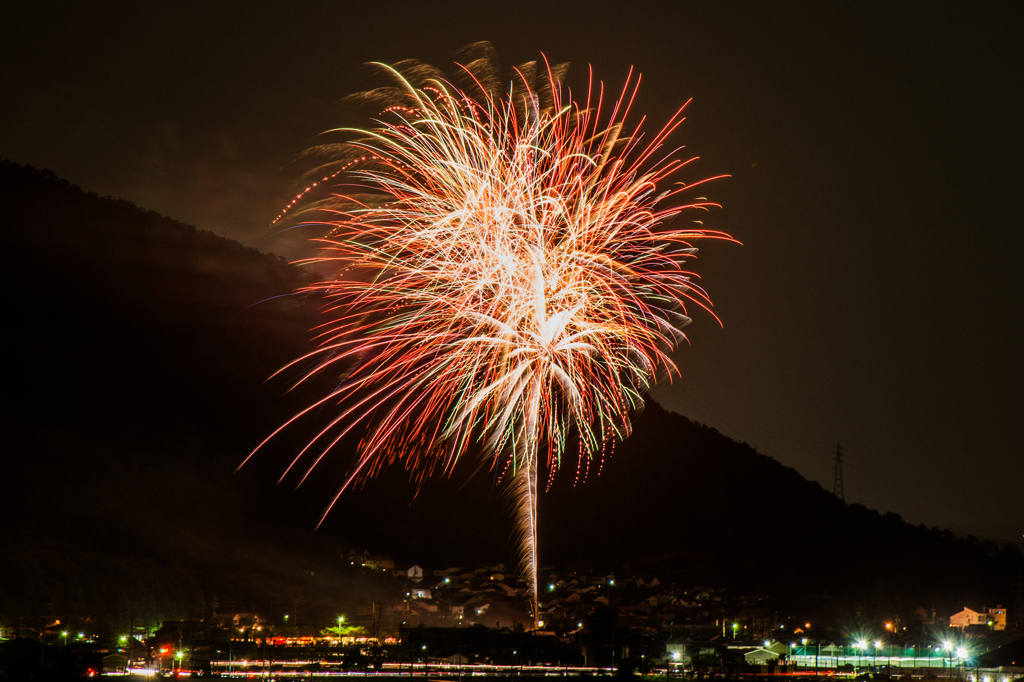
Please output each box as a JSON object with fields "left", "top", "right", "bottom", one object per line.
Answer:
{"left": 253, "top": 43, "right": 734, "bottom": 623}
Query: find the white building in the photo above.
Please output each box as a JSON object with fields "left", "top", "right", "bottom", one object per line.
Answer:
{"left": 949, "top": 606, "right": 1006, "bottom": 630}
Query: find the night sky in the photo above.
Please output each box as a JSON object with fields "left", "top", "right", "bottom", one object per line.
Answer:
{"left": 3, "top": 3, "right": 1022, "bottom": 542}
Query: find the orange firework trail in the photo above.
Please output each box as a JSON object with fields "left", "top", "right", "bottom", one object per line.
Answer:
{"left": 252, "top": 45, "right": 734, "bottom": 623}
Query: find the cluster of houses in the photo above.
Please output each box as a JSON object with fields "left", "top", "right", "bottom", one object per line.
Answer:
{"left": 345, "top": 549, "right": 769, "bottom": 637}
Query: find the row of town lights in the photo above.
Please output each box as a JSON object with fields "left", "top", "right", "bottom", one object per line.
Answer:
{"left": 785, "top": 638, "right": 970, "bottom": 660}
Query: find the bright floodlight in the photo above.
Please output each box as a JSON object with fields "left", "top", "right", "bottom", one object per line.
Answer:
{"left": 957, "top": 648, "right": 967, "bottom": 659}
{"left": 944, "top": 642, "right": 954, "bottom": 651}
{"left": 856, "top": 641, "right": 867, "bottom": 649}
{"left": 875, "top": 641, "right": 882, "bottom": 648}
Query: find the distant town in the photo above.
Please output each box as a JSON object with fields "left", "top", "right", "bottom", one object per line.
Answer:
{"left": 2, "top": 548, "right": 1021, "bottom": 678}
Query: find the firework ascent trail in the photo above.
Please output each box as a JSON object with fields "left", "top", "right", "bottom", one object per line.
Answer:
{"left": 250, "top": 43, "right": 734, "bottom": 625}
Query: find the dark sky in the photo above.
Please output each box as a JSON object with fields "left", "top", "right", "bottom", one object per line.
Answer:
{"left": 3, "top": 2, "right": 1022, "bottom": 542}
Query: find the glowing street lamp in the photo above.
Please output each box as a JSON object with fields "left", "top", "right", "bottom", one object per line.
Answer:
{"left": 853, "top": 641, "right": 867, "bottom": 669}
{"left": 940, "top": 641, "right": 955, "bottom": 672}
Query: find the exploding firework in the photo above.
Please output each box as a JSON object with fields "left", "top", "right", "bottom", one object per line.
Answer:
{"left": 253, "top": 43, "right": 733, "bottom": 623}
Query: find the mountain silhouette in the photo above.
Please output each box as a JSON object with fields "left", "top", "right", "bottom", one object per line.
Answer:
{"left": 2, "top": 160, "right": 1020, "bottom": 632}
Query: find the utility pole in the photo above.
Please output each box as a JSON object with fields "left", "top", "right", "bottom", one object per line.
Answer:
{"left": 832, "top": 441, "right": 845, "bottom": 502}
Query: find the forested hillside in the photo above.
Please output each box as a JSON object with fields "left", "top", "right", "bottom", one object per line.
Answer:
{"left": 2, "top": 161, "right": 1020, "bottom": 635}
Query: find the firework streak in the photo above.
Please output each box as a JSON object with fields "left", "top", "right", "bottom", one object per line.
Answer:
{"left": 253, "top": 51, "right": 733, "bottom": 623}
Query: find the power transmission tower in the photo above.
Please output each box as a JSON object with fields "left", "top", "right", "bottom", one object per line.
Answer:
{"left": 832, "top": 441, "right": 845, "bottom": 502}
